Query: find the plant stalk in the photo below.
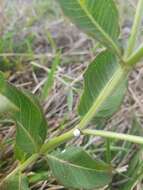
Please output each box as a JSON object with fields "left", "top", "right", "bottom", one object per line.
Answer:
{"left": 3, "top": 124, "right": 143, "bottom": 184}
{"left": 126, "top": 43, "right": 143, "bottom": 65}
{"left": 82, "top": 129, "right": 143, "bottom": 145}
{"left": 0, "top": 153, "right": 39, "bottom": 186}
{"left": 2, "top": 4, "right": 143, "bottom": 182}
{"left": 125, "top": 0, "right": 143, "bottom": 58}
{"left": 1, "top": 49, "right": 142, "bottom": 185}
{"left": 40, "top": 130, "right": 74, "bottom": 153}
{"left": 41, "top": 69, "right": 127, "bottom": 154}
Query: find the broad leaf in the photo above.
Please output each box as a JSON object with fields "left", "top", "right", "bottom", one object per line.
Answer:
{"left": 1, "top": 174, "right": 30, "bottom": 190}
{"left": 47, "top": 147, "right": 112, "bottom": 189}
{"left": 78, "top": 50, "right": 127, "bottom": 119}
{"left": 0, "top": 75, "right": 48, "bottom": 157}
{"left": 58, "top": 0, "right": 120, "bottom": 53}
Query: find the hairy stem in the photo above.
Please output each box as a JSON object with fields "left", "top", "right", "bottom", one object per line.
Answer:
{"left": 125, "top": 0, "right": 143, "bottom": 58}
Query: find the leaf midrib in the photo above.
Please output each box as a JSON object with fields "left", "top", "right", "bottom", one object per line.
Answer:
{"left": 17, "top": 122, "right": 38, "bottom": 152}
{"left": 77, "top": 0, "right": 120, "bottom": 55}
{"left": 77, "top": 66, "right": 127, "bottom": 130}
{"left": 47, "top": 154, "right": 109, "bottom": 173}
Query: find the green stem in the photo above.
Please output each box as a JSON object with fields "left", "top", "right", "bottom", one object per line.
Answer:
{"left": 126, "top": 43, "right": 143, "bottom": 65}
{"left": 41, "top": 69, "right": 127, "bottom": 154}
{"left": 40, "top": 130, "right": 74, "bottom": 153}
{"left": 125, "top": 0, "right": 143, "bottom": 58}
{"left": 1, "top": 131, "right": 74, "bottom": 185}
{"left": 3, "top": 126, "right": 143, "bottom": 184}
{"left": 2, "top": 3, "right": 143, "bottom": 181}
{"left": 1, "top": 45, "right": 142, "bottom": 185}
{"left": 0, "top": 153, "right": 39, "bottom": 186}
{"left": 82, "top": 129, "right": 143, "bottom": 145}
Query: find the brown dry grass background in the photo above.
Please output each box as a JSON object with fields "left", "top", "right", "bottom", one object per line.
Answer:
{"left": 0, "top": 0, "right": 143, "bottom": 189}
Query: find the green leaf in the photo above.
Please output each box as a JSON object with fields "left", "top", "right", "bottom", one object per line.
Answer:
{"left": 116, "top": 118, "right": 143, "bottom": 161}
{"left": 67, "top": 88, "right": 73, "bottom": 112}
{"left": 121, "top": 151, "right": 143, "bottom": 190}
{"left": 58, "top": 0, "right": 120, "bottom": 53}
{"left": 47, "top": 147, "right": 112, "bottom": 189}
{"left": 0, "top": 94, "right": 18, "bottom": 113}
{"left": 28, "top": 172, "right": 49, "bottom": 184}
{"left": 78, "top": 50, "right": 127, "bottom": 120}
{"left": 0, "top": 79, "right": 48, "bottom": 157}
{"left": 41, "top": 52, "right": 61, "bottom": 100}
{"left": 119, "top": 119, "right": 143, "bottom": 190}
{"left": 14, "top": 144, "right": 27, "bottom": 161}
{"left": 1, "top": 174, "right": 30, "bottom": 190}
{"left": 0, "top": 72, "right": 18, "bottom": 114}
{"left": 0, "top": 71, "right": 5, "bottom": 90}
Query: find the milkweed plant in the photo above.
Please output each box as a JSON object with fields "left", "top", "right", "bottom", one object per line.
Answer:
{"left": 1, "top": 0, "right": 143, "bottom": 189}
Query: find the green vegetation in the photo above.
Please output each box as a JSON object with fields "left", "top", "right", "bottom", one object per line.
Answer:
{"left": 1, "top": 0, "right": 143, "bottom": 189}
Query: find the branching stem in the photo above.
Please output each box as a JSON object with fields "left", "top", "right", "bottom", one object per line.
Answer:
{"left": 82, "top": 129, "right": 143, "bottom": 145}
{"left": 2, "top": 0, "right": 143, "bottom": 185}
{"left": 126, "top": 43, "right": 143, "bottom": 65}
{"left": 0, "top": 153, "right": 39, "bottom": 186}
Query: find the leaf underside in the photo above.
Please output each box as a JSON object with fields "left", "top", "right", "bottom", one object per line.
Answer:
{"left": 47, "top": 147, "right": 112, "bottom": 189}
{"left": 58, "top": 0, "right": 120, "bottom": 50}
{"left": 0, "top": 73, "right": 48, "bottom": 158}
{"left": 78, "top": 50, "right": 127, "bottom": 119}
{"left": 1, "top": 174, "right": 30, "bottom": 190}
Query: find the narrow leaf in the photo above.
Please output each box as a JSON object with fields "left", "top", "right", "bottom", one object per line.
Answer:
{"left": 0, "top": 71, "right": 5, "bottom": 90}
{"left": 120, "top": 120, "right": 143, "bottom": 190}
{"left": 121, "top": 152, "right": 143, "bottom": 190}
{"left": 58, "top": 0, "right": 120, "bottom": 53}
{"left": 41, "top": 52, "right": 61, "bottom": 100}
{"left": 78, "top": 50, "right": 127, "bottom": 120}
{"left": 67, "top": 88, "right": 73, "bottom": 112}
{"left": 47, "top": 147, "right": 112, "bottom": 189}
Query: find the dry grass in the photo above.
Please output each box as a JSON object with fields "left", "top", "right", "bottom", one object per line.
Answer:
{"left": 0, "top": 0, "right": 143, "bottom": 189}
